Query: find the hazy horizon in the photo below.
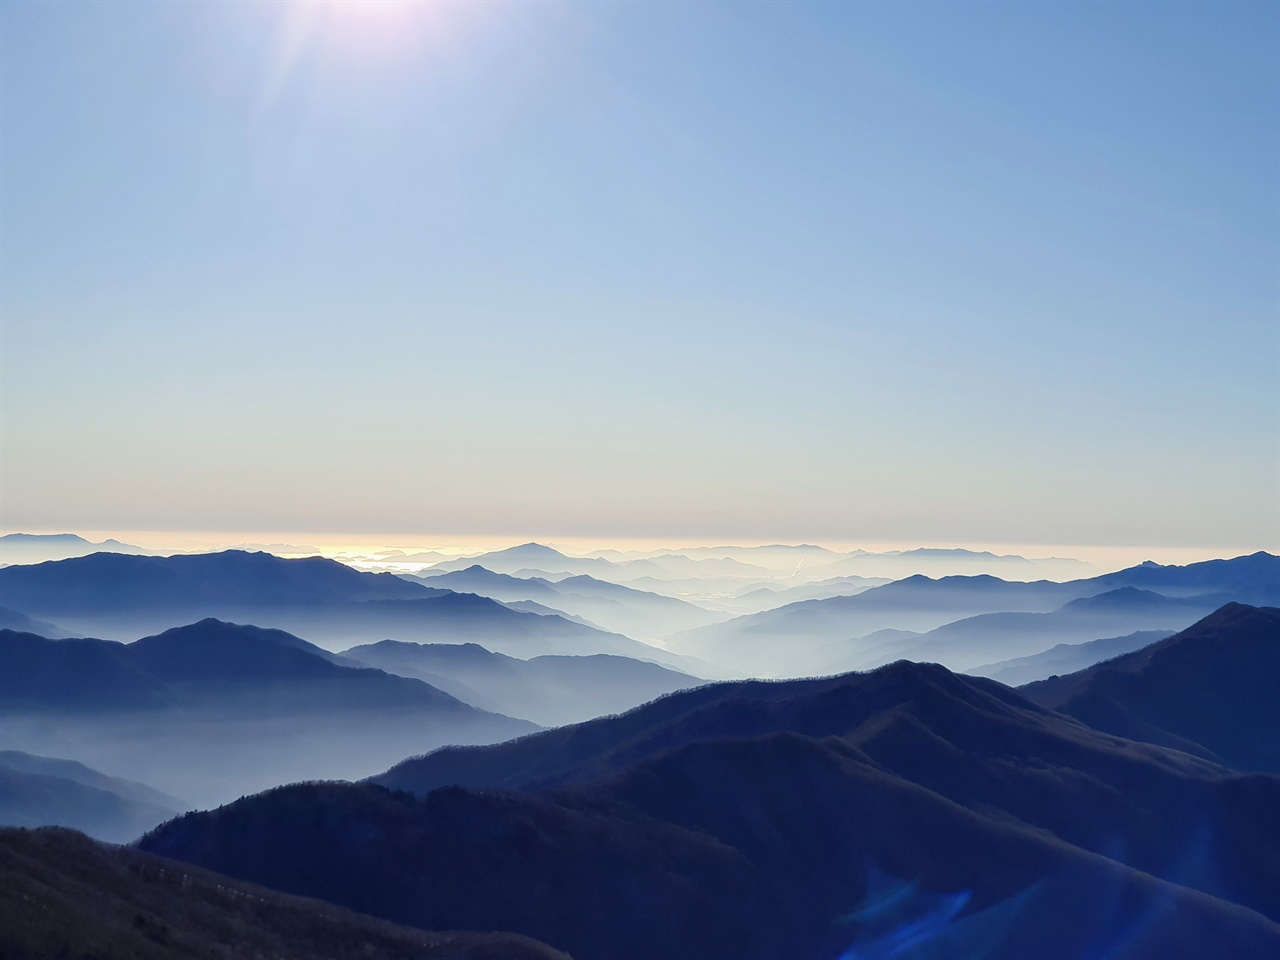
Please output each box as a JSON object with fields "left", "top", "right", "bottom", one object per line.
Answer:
{"left": 2, "top": 527, "right": 1270, "bottom": 577}
{"left": 3, "top": 1, "right": 1276, "bottom": 550}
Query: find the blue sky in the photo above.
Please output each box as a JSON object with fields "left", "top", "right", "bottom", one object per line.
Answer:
{"left": 1, "top": 0, "right": 1276, "bottom": 550}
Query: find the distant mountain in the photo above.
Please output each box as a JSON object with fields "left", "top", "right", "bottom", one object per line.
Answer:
{"left": 1023, "top": 603, "right": 1280, "bottom": 772}
{"left": 1087, "top": 551, "right": 1280, "bottom": 603}
{"left": 0, "top": 532, "right": 148, "bottom": 565}
{"left": 498, "top": 598, "right": 604, "bottom": 627}
{"left": 611, "top": 553, "right": 773, "bottom": 580}
{"left": 717, "top": 575, "right": 892, "bottom": 615}
{"left": 0, "top": 751, "right": 182, "bottom": 842}
{"left": 411, "top": 565, "right": 726, "bottom": 639}
{"left": 851, "top": 587, "right": 1214, "bottom": 672}
{"left": 426, "top": 543, "right": 618, "bottom": 577}
{"left": 426, "top": 544, "right": 775, "bottom": 585}
{"left": 817, "top": 547, "right": 1094, "bottom": 581}
{"left": 588, "top": 544, "right": 841, "bottom": 569}
{"left": 1, "top": 826, "right": 569, "bottom": 960}
{"left": 0, "top": 620, "right": 535, "bottom": 806}
{"left": 669, "top": 553, "right": 1279, "bottom": 676}
{"left": 279, "top": 593, "right": 684, "bottom": 664}
{"left": 140, "top": 661, "right": 1280, "bottom": 960}
{"left": 968, "top": 630, "right": 1174, "bottom": 686}
{"left": 0, "top": 550, "right": 433, "bottom": 637}
{"left": 0, "top": 604, "right": 70, "bottom": 639}
{"left": 342, "top": 639, "right": 702, "bottom": 726}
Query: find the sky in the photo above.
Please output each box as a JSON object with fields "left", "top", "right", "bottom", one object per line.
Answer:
{"left": 1, "top": 0, "right": 1277, "bottom": 554}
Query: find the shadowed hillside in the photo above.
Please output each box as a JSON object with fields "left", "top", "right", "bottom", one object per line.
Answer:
{"left": 139, "top": 660, "right": 1280, "bottom": 960}
{"left": 0, "top": 826, "right": 569, "bottom": 960}
{"left": 1022, "top": 603, "right": 1280, "bottom": 771}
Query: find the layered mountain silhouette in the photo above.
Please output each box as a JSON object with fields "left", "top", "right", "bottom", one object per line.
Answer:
{"left": 0, "top": 604, "right": 70, "bottom": 639}
{"left": 343, "top": 639, "right": 702, "bottom": 726}
{"left": 0, "top": 550, "right": 677, "bottom": 662}
{"left": 139, "top": 658, "right": 1280, "bottom": 960}
{"left": 1023, "top": 603, "right": 1280, "bottom": 772}
{"left": 716, "top": 574, "right": 891, "bottom": 616}
{"left": 1, "top": 826, "right": 569, "bottom": 960}
{"left": 968, "top": 629, "right": 1174, "bottom": 686}
{"left": 0, "top": 620, "right": 534, "bottom": 806}
{"left": 844, "top": 588, "right": 1215, "bottom": 672}
{"left": 410, "top": 565, "right": 726, "bottom": 638}
{"left": 0, "top": 751, "right": 183, "bottom": 843}
{"left": 670, "top": 553, "right": 1279, "bottom": 676}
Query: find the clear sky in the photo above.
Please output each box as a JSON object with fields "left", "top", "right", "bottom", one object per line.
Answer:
{"left": 1, "top": 0, "right": 1277, "bottom": 552}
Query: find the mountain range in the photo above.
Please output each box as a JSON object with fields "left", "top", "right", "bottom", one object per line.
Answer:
{"left": 670, "top": 552, "right": 1279, "bottom": 676}
{"left": 835, "top": 587, "right": 1217, "bottom": 673}
{"left": 408, "top": 565, "right": 727, "bottom": 639}
{"left": 342, "top": 639, "right": 702, "bottom": 727}
{"left": 0, "top": 532, "right": 148, "bottom": 565}
{"left": 967, "top": 629, "right": 1174, "bottom": 686}
{"left": 0, "top": 550, "right": 686, "bottom": 665}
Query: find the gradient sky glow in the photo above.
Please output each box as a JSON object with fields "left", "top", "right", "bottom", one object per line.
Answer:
{"left": 2, "top": 1, "right": 1277, "bottom": 551}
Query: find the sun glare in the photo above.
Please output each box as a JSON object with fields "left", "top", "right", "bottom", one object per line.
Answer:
{"left": 318, "top": 0, "right": 443, "bottom": 52}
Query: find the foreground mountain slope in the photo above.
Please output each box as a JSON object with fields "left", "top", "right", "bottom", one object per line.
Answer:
{"left": 139, "top": 733, "right": 1280, "bottom": 960}
{"left": 1022, "top": 603, "right": 1280, "bottom": 771}
{"left": 371, "top": 658, "right": 1280, "bottom": 920}
{"left": 138, "top": 658, "right": 1280, "bottom": 959}
{"left": 343, "top": 639, "right": 702, "bottom": 726}
{"left": 0, "top": 621, "right": 535, "bottom": 806}
{"left": 0, "top": 826, "right": 569, "bottom": 960}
